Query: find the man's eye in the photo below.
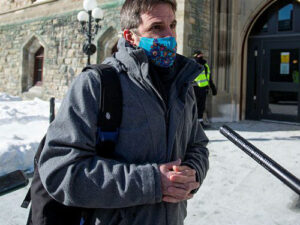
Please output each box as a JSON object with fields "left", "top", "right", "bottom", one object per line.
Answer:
{"left": 151, "top": 25, "right": 161, "bottom": 30}
{"left": 170, "top": 24, "right": 176, "bottom": 29}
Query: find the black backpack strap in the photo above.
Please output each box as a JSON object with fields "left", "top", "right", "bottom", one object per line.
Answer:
{"left": 25, "top": 207, "right": 32, "bottom": 225}
{"left": 21, "top": 188, "right": 31, "bottom": 208}
{"left": 22, "top": 65, "right": 122, "bottom": 225}
{"left": 21, "top": 135, "right": 46, "bottom": 209}
{"left": 82, "top": 64, "right": 123, "bottom": 157}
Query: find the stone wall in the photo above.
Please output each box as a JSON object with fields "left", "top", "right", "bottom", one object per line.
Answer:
{"left": 185, "top": 0, "right": 211, "bottom": 58}
{"left": 0, "top": 12, "right": 85, "bottom": 99}
{"left": 0, "top": 0, "right": 122, "bottom": 100}
{"left": 0, "top": 0, "right": 34, "bottom": 13}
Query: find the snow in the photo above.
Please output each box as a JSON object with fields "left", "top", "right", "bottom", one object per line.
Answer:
{"left": 0, "top": 93, "right": 52, "bottom": 177}
{"left": 186, "top": 122, "right": 300, "bottom": 225}
{"left": 0, "top": 92, "right": 300, "bottom": 225}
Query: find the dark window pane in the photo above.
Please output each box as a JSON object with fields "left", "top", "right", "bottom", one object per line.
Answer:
{"left": 34, "top": 47, "right": 44, "bottom": 85}
{"left": 37, "top": 71, "right": 42, "bottom": 82}
{"left": 278, "top": 4, "right": 293, "bottom": 31}
{"left": 268, "top": 91, "right": 298, "bottom": 116}
{"left": 37, "top": 58, "right": 43, "bottom": 69}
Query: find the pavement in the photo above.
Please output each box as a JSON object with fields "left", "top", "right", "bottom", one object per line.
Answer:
{"left": 0, "top": 120, "right": 299, "bottom": 225}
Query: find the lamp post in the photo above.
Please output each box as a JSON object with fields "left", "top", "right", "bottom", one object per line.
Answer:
{"left": 77, "top": 0, "right": 104, "bottom": 65}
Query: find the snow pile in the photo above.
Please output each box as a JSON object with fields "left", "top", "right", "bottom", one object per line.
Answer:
{"left": 0, "top": 93, "right": 52, "bottom": 176}
{"left": 0, "top": 93, "right": 22, "bottom": 102}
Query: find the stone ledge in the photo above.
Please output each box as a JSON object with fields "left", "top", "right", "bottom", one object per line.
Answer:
{"left": 0, "top": 0, "right": 58, "bottom": 16}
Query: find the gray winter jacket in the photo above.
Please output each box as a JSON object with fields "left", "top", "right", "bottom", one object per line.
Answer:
{"left": 39, "top": 38, "right": 209, "bottom": 225}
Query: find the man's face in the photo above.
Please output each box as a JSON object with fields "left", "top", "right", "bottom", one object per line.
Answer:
{"left": 124, "top": 3, "right": 177, "bottom": 46}
{"left": 196, "top": 53, "right": 204, "bottom": 59}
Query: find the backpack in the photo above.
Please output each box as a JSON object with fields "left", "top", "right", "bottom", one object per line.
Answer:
{"left": 21, "top": 64, "right": 123, "bottom": 225}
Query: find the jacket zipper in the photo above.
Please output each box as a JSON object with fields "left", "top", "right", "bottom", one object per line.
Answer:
{"left": 137, "top": 77, "right": 169, "bottom": 160}
{"left": 135, "top": 61, "right": 201, "bottom": 162}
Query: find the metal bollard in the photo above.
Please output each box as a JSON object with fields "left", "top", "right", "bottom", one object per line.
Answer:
{"left": 49, "top": 97, "right": 55, "bottom": 123}
{"left": 220, "top": 125, "right": 300, "bottom": 195}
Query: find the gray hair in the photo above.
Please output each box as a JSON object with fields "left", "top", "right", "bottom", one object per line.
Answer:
{"left": 120, "top": 0, "right": 177, "bottom": 31}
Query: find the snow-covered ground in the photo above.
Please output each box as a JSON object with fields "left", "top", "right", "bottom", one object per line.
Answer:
{"left": 186, "top": 121, "right": 300, "bottom": 225}
{"left": 0, "top": 92, "right": 299, "bottom": 225}
{"left": 0, "top": 93, "right": 50, "bottom": 177}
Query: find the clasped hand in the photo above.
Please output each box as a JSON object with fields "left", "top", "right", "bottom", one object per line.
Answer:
{"left": 159, "top": 159, "right": 200, "bottom": 203}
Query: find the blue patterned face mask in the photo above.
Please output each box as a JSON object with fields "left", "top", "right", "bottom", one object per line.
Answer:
{"left": 138, "top": 36, "right": 177, "bottom": 68}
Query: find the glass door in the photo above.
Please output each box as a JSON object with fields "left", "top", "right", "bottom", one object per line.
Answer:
{"left": 262, "top": 40, "right": 300, "bottom": 122}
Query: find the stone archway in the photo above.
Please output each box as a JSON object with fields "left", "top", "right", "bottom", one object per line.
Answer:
{"left": 95, "top": 27, "right": 121, "bottom": 64}
{"left": 21, "top": 34, "right": 46, "bottom": 94}
{"left": 243, "top": 0, "right": 300, "bottom": 122}
{"left": 240, "top": 0, "right": 278, "bottom": 120}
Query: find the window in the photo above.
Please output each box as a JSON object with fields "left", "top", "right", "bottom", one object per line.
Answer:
{"left": 33, "top": 47, "right": 44, "bottom": 86}
{"left": 278, "top": 3, "right": 293, "bottom": 31}
{"left": 269, "top": 48, "right": 298, "bottom": 83}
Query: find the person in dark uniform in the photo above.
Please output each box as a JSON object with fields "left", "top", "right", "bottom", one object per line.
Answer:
{"left": 193, "top": 50, "right": 217, "bottom": 128}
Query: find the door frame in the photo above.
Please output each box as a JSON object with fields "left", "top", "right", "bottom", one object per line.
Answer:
{"left": 262, "top": 38, "right": 300, "bottom": 122}
{"left": 246, "top": 34, "right": 300, "bottom": 122}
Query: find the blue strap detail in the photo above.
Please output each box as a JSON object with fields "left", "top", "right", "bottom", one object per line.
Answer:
{"left": 97, "top": 128, "right": 119, "bottom": 144}
{"left": 80, "top": 218, "right": 85, "bottom": 225}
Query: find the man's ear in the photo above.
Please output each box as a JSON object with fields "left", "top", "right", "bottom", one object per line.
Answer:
{"left": 123, "top": 29, "right": 137, "bottom": 46}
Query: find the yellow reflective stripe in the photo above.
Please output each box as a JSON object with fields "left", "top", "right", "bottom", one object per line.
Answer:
{"left": 196, "top": 79, "right": 209, "bottom": 87}
{"left": 196, "top": 80, "right": 208, "bottom": 84}
{"left": 205, "top": 64, "right": 211, "bottom": 74}
{"left": 198, "top": 82, "right": 209, "bottom": 87}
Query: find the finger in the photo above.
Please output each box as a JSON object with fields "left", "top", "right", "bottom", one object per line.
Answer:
{"left": 187, "top": 193, "right": 194, "bottom": 200}
{"left": 174, "top": 169, "right": 196, "bottom": 177}
{"left": 173, "top": 165, "right": 192, "bottom": 172}
{"left": 167, "top": 182, "right": 193, "bottom": 192}
{"left": 170, "top": 174, "right": 196, "bottom": 183}
{"left": 162, "top": 182, "right": 186, "bottom": 196}
{"left": 167, "top": 182, "right": 199, "bottom": 193}
{"left": 162, "top": 196, "right": 181, "bottom": 203}
{"left": 172, "top": 182, "right": 187, "bottom": 190}
{"left": 163, "top": 159, "right": 181, "bottom": 170}
{"left": 167, "top": 186, "right": 189, "bottom": 199}
{"left": 185, "top": 182, "right": 200, "bottom": 192}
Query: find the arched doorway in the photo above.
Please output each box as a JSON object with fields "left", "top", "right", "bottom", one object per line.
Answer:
{"left": 246, "top": 0, "right": 300, "bottom": 123}
{"left": 21, "top": 35, "right": 45, "bottom": 92}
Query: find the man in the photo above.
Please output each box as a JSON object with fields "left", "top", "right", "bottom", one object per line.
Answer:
{"left": 38, "top": 1, "right": 209, "bottom": 225}
{"left": 193, "top": 50, "right": 217, "bottom": 128}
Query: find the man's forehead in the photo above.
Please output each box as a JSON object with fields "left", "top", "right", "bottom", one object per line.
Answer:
{"left": 140, "top": 4, "right": 175, "bottom": 24}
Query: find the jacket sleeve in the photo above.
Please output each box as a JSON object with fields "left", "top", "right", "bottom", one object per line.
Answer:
{"left": 181, "top": 88, "right": 209, "bottom": 193}
{"left": 38, "top": 71, "right": 162, "bottom": 209}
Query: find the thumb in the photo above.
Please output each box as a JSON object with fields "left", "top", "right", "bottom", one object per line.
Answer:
{"left": 164, "top": 159, "right": 181, "bottom": 169}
